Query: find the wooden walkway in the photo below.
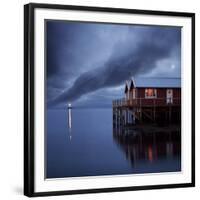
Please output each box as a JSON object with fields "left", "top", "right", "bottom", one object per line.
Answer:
{"left": 113, "top": 98, "right": 181, "bottom": 108}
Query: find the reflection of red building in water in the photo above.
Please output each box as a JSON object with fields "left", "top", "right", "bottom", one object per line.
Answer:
{"left": 113, "top": 127, "right": 181, "bottom": 170}
{"left": 113, "top": 77, "right": 181, "bottom": 125}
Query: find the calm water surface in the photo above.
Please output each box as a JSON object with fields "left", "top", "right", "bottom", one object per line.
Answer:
{"left": 46, "top": 108, "right": 181, "bottom": 178}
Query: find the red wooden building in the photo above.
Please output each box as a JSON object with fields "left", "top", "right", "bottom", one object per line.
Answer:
{"left": 113, "top": 77, "right": 181, "bottom": 125}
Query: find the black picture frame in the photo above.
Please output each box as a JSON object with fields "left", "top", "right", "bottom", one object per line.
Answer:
{"left": 24, "top": 3, "right": 195, "bottom": 197}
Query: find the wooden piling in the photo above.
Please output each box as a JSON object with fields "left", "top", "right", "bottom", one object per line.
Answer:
{"left": 112, "top": 97, "right": 180, "bottom": 127}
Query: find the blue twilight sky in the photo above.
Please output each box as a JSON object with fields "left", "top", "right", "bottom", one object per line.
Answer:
{"left": 46, "top": 20, "right": 181, "bottom": 108}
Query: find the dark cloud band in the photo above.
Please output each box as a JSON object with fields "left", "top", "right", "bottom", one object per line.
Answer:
{"left": 46, "top": 21, "right": 181, "bottom": 107}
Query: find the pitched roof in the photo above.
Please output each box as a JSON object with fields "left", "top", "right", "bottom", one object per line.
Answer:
{"left": 130, "top": 77, "right": 181, "bottom": 88}
{"left": 124, "top": 83, "right": 128, "bottom": 93}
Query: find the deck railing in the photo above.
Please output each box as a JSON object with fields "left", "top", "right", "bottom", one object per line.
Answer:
{"left": 112, "top": 98, "right": 181, "bottom": 108}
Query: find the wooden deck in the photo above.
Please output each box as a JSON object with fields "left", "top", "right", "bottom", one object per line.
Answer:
{"left": 113, "top": 98, "right": 181, "bottom": 108}
{"left": 112, "top": 98, "right": 181, "bottom": 126}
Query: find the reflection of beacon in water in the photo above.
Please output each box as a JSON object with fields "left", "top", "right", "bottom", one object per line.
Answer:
{"left": 68, "top": 103, "right": 72, "bottom": 140}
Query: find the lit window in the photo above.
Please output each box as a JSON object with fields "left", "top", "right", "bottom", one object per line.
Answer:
{"left": 145, "top": 89, "right": 157, "bottom": 98}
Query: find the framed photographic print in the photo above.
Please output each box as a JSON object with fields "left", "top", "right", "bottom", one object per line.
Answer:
{"left": 24, "top": 3, "right": 195, "bottom": 197}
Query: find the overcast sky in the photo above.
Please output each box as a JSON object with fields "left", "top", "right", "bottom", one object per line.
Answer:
{"left": 46, "top": 20, "right": 181, "bottom": 108}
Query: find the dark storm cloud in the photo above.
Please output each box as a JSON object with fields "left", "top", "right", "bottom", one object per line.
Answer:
{"left": 47, "top": 21, "right": 122, "bottom": 81}
{"left": 47, "top": 22, "right": 181, "bottom": 107}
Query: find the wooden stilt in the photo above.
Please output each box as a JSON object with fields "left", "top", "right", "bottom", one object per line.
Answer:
{"left": 169, "top": 106, "right": 172, "bottom": 123}
{"left": 112, "top": 95, "right": 180, "bottom": 127}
